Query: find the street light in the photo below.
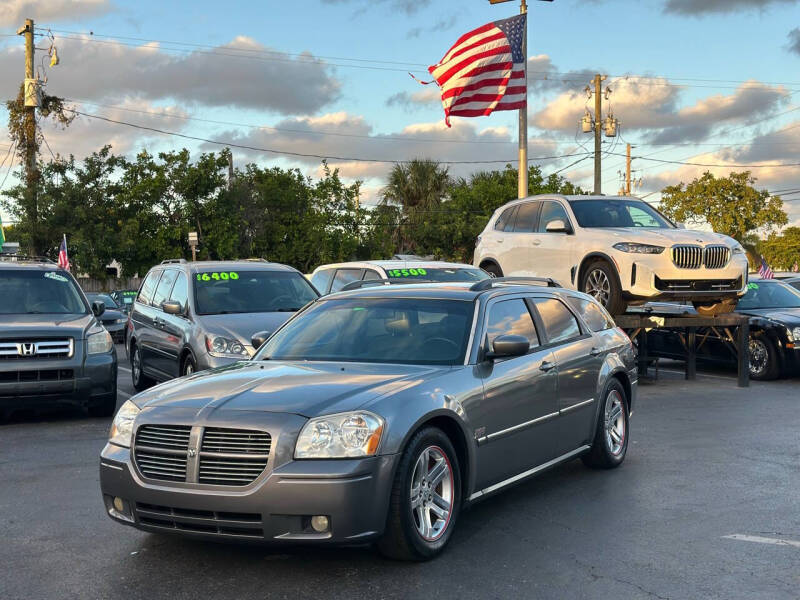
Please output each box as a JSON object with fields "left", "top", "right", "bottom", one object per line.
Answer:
{"left": 188, "top": 231, "right": 198, "bottom": 262}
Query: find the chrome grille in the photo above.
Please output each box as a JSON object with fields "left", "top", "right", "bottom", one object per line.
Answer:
{"left": 0, "top": 339, "right": 73, "bottom": 360}
{"left": 199, "top": 428, "right": 271, "bottom": 486}
{"left": 703, "top": 245, "right": 730, "bottom": 269}
{"left": 671, "top": 245, "right": 703, "bottom": 269}
{"left": 134, "top": 425, "right": 191, "bottom": 482}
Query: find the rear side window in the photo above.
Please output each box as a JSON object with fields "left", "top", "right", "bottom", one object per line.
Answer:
{"left": 494, "top": 206, "right": 517, "bottom": 232}
{"left": 331, "top": 269, "right": 364, "bottom": 292}
{"left": 533, "top": 298, "right": 581, "bottom": 344}
{"left": 513, "top": 202, "right": 539, "bottom": 233}
{"left": 537, "top": 201, "right": 570, "bottom": 233}
{"left": 152, "top": 270, "right": 178, "bottom": 307}
{"left": 169, "top": 272, "right": 188, "bottom": 309}
{"left": 566, "top": 297, "right": 615, "bottom": 332}
{"left": 137, "top": 270, "right": 161, "bottom": 305}
{"left": 362, "top": 268, "right": 382, "bottom": 281}
{"left": 310, "top": 269, "right": 334, "bottom": 294}
{"left": 485, "top": 299, "right": 539, "bottom": 348}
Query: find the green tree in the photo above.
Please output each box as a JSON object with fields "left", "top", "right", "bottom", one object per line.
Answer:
{"left": 760, "top": 227, "right": 800, "bottom": 270}
{"left": 659, "top": 171, "right": 787, "bottom": 243}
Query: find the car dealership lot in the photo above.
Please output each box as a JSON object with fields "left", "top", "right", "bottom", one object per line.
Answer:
{"left": 1, "top": 346, "right": 798, "bottom": 600}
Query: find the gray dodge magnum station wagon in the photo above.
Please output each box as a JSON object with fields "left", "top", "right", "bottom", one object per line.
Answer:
{"left": 100, "top": 278, "right": 636, "bottom": 560}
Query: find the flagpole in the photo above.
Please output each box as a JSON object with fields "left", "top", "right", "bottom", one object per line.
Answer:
{"left": 518, "top": 0, "right": 528, "bottom": 199}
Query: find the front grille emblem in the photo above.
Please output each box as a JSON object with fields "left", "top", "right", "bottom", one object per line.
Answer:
{"left": 18, "top": 343, "right": 36, "bottom": 356}
{"left": 187, "top": 448, "right": 197, "bottom": 458}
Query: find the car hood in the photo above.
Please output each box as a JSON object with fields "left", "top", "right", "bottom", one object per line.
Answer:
{"left": 133, "top": 360, "right": 447, "bottom": 418}
{"left": 600, "top": 228, "right": 737, "bottom": 247}
{"left": 0, "top": 313, "right": 96, "bottom": 338}
{"left": 197, "top": 312, "right": 294, "bottom": 346}
{"left": 737, "top": 307, "right": 800, "bottom": 325}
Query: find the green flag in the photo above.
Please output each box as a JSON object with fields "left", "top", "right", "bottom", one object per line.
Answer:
{"left": 0, "top": 214, "right": 5, "bottom": 247}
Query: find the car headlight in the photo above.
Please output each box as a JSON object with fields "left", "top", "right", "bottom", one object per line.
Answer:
{"left": 116, "top": 318, "right": 126, "bottom": 324}
{"left": 108, "top": 400, "right": 140, "bottom": 447}
{"left": 731, "top": 245, "right": 745, "bottom": 255}
{"left": 790, "top": 327, "right": 800, "bottom": 342}
{"left": 295, "top": 411, "right": 385, "bottom": 459}
{"left": 205, "top": 335, "right": 248, "bottom": 358}
{"left": 87, "top": 330, "right": 113, "bottom": 354}
{"left": 612, "top": 242, "right": 665, "bottom": 254}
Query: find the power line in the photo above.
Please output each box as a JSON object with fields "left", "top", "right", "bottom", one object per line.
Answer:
{"left": 607, "top": 151, "right": 800, "bottom": 168}
{"left": 0, "top": 140, "right": 17, "bottom": 189}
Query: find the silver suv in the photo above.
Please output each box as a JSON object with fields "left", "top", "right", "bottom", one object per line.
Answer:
{"left": 127, "top": 259, "right": 318, "bottom": 390}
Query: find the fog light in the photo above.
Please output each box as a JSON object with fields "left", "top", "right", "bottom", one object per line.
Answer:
{"left": 113, "top": 497, "right": 125, "bottom": 512}
{"left": 310, "top": 515, "right": 329, "bottom": 533}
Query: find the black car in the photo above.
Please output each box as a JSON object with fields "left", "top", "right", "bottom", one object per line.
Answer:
{"left": 86, "top": 293, "right": 127, "bottom": 343}
{"left": 110, "top": 289, "right": 138, "bottom": 314}
{"left": 646, "top": 279, "right": 800, "bottom": 380}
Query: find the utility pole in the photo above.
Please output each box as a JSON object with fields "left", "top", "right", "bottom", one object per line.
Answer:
{"left": 227, "top": 152, "right": 234, "bottom": 190}
{"left": 625, "top": 143, "right": 632, "bottom": 195}
{"left": 593, "top": 73, "right": 605, "bottom": 195}
{"left": 18, "top": 18, "right": 38, "bottom": 253}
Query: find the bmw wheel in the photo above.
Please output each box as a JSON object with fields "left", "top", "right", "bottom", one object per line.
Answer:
{"left": 378, "top": 427, "right": 461, "bottom": 561}
{"left": 582, "top": 379, "right": 629, "bottom": 469}
{"left": 581, "top": 260, "right": 627, "bottom": 315}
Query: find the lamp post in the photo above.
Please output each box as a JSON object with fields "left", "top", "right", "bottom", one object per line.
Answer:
{"left": 188, "top": 231, "right": 198, "bottom": 262}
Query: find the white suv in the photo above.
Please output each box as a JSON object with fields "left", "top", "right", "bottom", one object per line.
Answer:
{"left": 473, "top": 195, "right": 749, "bottom": 315}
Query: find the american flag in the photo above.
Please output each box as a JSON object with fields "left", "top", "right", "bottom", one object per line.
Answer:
{"left": 427, "top": 14, "right": 527, "bottom": 127}
{"left": 757, "top": 257, "right": 773, "bottom": 279}
{"left": 57, "top": 234, "right": 70, "bottom": 271}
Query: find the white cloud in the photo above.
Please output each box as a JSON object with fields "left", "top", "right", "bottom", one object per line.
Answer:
{"left": 0, "top": 0, "right": 111, "bottom": 26}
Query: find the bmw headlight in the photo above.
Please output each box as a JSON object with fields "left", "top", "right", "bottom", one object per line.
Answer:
{"left": 295, "top": 411, "right": 385, "bottom": 459}
{"left": 205, "top": 335, "right": 248, "bottom": 358}
{"left": 87, "top": 330, "right": 113, "bottom": 354}
{"left": 108, "top": 400, "right": 140, "bottom": 447}
{"left": 613, "top": 242, "right": 665, "bottom": 254}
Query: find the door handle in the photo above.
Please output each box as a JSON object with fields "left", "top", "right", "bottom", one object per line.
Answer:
{"left": 590, "top": 347, "right": 602, "bottom": 356}
{"left": 496, "top": 238, "right": 504, "bottom": 243}
{"left": 532, "top": 239, "right": 541, "bottom": 246}
{"left": 540, "top": 360, "right": 555, "bottom": 372}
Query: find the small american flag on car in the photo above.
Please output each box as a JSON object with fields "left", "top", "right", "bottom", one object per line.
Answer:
{"left": 426, "top": 14, "right": 527, "bottom": 127}
{"left": 757, "top": 257, "right": 773, "bottom": 279}
{"left": 58, "top": 234, "right": 70, "bottom": 271}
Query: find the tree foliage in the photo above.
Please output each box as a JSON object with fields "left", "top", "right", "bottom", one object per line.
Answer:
{"left": 659, "top": 171, "right": 787, "bottom": 243}
{"left": 759, "top": 227, "right": 800, "bottom": 270}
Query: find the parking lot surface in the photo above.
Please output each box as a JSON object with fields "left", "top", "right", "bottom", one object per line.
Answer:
{"left": 1, "top": 346, "right": 798, "bottom": 599}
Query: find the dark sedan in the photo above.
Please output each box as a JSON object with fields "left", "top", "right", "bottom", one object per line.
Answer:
{"left": 110, "top": 289, "right": 138, "bottom": 314}
{"left": 86, "top": 293, "right": 127, "bottom": 343}
{"left": 100, "top": 279, "right": 636, "bottom": 560}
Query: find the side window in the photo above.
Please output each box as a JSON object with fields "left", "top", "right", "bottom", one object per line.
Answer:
{"left": 137, "top": 270, "right": 161, "bottom": 305}
{"left": 566, "top": 297, "right": 615, "bottom": 332}
{"left": 152, "top": 269, "right": 178, "bottom": 307}
{"left": 331, "top": 269, "right": 364, "bottom": 292}
{"left": 512, "top": 202, "right": 539, "bottom": 233}
{"left": 533, "top": 298, "right": 582, "bottom": 344}
{"left": 537, "top": 201, "right": 570, "bottom": 233}
{"left": 169, "top": 272, "right": 188, "bottom": 309}
{"left": 485, "top": 299, "right": 539, "bottom": 349}
{"left": 362, "top": 269, "right": 381, "bottom": 281}
{"left": 494, "top": 206, "right": 517, "bottom": 232}
{"left": 310, "top": 269, "right": 334, "bottom": 294}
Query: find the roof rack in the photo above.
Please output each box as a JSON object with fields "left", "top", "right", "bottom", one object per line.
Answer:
{"left": 0, "top": 253, "right": 56, "bottom": 264}
{"left": 160, "top": 258, "right": 187, "bottom": 264}
{"left": 470, "top": 276, "right": 562, "bottom": 292}
{"left": 340, "top": 279, "right": 391, "bottom": 292}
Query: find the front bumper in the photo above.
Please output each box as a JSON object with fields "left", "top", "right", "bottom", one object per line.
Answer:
{"left": 99, "top": 411, "right": 398, "bottom": 544}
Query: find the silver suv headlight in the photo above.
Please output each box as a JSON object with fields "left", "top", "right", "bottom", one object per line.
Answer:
{"left": 108, "top": 400, "right": 140, "bottom": 447}
{"left": 789, "top": 327, "right": 800, "bottom": 342}
{"left": 87, "top": 330, "right": 113, "bottom": 354}
{"left": 613, "top": 242, "right": 664, "bottom": 254}
{"left": 295, "top": 411, "right": 385, "bottom": 459}
{"left": 205, "top": 335, "right": 248, "bottom": 358}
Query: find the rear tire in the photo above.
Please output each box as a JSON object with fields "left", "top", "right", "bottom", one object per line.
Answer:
{"left": 580, "top": 260, "right": 628, "bottom": 315}
{"left": 481, "top": 263, "right": 502, "bottom": 278}
{"left": 582, "top": 379, "right": 629, "bottom": 470}
{"left": 378, "top": 427, "right": 461, "bottom": 561}
{"left": 692, "top": 298, "right": 737, "bottom": 316}
{"left": 131, "top": 344, "right": 154, "bottom": 392}
{"left": 748, "top": 333, "right": 780, "bottom": 380}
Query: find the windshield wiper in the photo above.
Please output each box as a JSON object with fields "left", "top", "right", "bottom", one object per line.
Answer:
{"left": 272, "top": 307, "right": 300, "bottom": 312}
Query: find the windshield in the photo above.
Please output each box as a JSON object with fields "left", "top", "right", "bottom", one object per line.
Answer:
{"left": 0, "top": 269, "right": 88, "bottom": 314}
{"left": 193, "top": 269, "right": 318, "bottom": 315}
{"left": 737, "top": 282, "right": 800, "bottom": 310}
{"left": 255, "top": 297, "right": 473, "bottom": 365}
{"left": 384, "top": 266, "right": 489, "bottom": 284}
{"left": 568, "top": 199, "right": 674, "bottom": 229}
{"left": 117, "top": 290, "right": 137, "bottom": 304}
{"left": 87, "top": 293, "right": 118, "bottom": 309}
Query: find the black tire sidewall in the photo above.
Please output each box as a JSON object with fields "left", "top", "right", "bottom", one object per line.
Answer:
{"left": 483, "top": 263, "right": 502, "bottom": 278}
{"left": 182, "top": 352, "right": 197, "bottom": 377}
{"left": 581, "top": 260, "right": 624, "bottom": 314}
{"left": 601, "top": 380, "right": 629, "bottom": 466}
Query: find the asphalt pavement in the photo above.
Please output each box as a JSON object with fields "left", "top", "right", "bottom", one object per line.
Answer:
{"left": 1, "top": 345, "right": 798, "bottom": 599}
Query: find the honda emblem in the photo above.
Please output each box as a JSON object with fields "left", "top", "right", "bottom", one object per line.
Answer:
{"left": 18, "top": 343, "right": 36, "bottom": 356}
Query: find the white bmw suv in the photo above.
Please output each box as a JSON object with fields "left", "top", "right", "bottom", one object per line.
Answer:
{"left": 473, "top": 195, "right": 749, "bottom": 315}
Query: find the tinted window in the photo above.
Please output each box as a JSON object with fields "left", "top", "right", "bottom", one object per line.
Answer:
{"left": 737, "top": 282, "right": 800, "bottom": 309}
{"left": 169, "top": 272, "right": 188, "bottom": 308}
{"left": 567, "top": 297, "right": 615, "bottom": 332}
{"left": 537, "top": 201, "right": 570, "bottom": 233}
{"left": 494, "top": 206, "right": 517, "bottom": 231}
{"left": 513, "top": 202, "right": 539, "bottom": 233}
{"left": 256, "top": 298, "right": 472, "bottom": 365}
{"left": 0, "top": 269, "right": 87, "bottom": 314}
{"left": 533, "top": 298, "right": 581, "bottom": 344}
{"left": 568, "top": 199, "right": 674, "bottom": 228}
{"left": 137, "top": 270, "right": 161, "bottom": 305}
{"left": 152, "top": 269, "right": 178, "bottom": 307}
{"left": 362, "top": 269, "right": 381, "bottom": 281}
{"left": 193, "top": 270, "right": 318, "bottom": 315}
{"left": 310, "top": 269, "right": 334, "bottom": 293}
{"left": 331, "top": 269, "right": 364, "bottom": 292}
{"left": 486, "top": 299, "right": 539, "bottom": 348}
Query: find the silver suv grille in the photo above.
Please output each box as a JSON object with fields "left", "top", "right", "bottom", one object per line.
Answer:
{"left": 0, "top": 339, "right": 73, "bottom": 360}
{"left": 671, "top": 245, "right": 731, "bottom": 269}
{"left": 133, "top": 425, "right": 271, "bottom": 487}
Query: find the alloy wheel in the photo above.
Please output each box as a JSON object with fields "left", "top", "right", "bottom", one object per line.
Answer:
{"left": 132, "top": 348, "right": 141, "bottom": 383}
{"left": 748, "top": 338, "right": 768, "bottom": 377}
{"left": 410, "top": 445, "right": 454, "bottom": 541}
{"left": 585, "top": 268, "right": 611, "bottom": 306}
{"left": 604, "top": 389, "right": 626, "bottom": 456}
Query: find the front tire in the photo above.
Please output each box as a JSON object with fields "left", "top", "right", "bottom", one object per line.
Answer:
{"left": 581, "top": 260, "right": 627, "bottom": 315}
{"left": 378, "top": 427, "right": 461, "bottom": 561}
{"left": 582, "top": 379, "right": 629, "bottom": 469}
{"left": 748, "top": 333, "right": 780, "bottom": 380}
{"left": 481, "top": 262, "right": 502, "bottom": 278}
{"left": 181, "top": 352, "right": 197, "bottom": 377}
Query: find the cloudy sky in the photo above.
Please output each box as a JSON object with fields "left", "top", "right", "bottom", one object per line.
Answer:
{"left": 0, "top": 0, "right": 799, "bottom": 225}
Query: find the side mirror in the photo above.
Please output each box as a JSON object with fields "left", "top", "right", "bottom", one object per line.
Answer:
{"left": 91, "top": 300, "right": 105, "bottom": 317}
{"left": 251, "top": 330, "right": 271, "bottom": 350}
{"left": 545, "top": 219, "right": 570, "bottom": 233}
{"left": 486, "top": 334, "right": 529, "bottom": 359}
{"left": 161, "top": 301, "right": 183, "bottom": 315}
